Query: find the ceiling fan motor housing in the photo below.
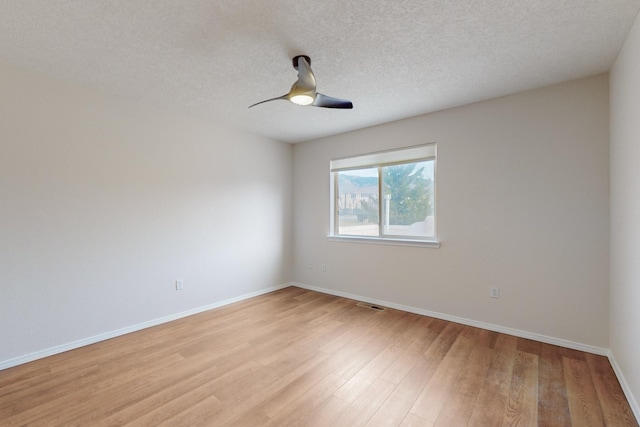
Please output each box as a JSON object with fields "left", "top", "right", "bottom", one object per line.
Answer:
{"left": 292, "top": 55, "right": 311, "bottom": 70}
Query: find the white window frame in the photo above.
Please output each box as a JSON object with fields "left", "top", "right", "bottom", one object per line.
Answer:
{"left": 329, "top": 143, "right": 440, "bottom": 248}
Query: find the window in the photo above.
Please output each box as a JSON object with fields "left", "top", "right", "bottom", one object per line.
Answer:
{"left": 330, "top": 144, "right": 437, "bottom": 244}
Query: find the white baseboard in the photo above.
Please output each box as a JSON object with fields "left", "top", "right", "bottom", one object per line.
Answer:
{"left": 0, "top": 283, "right": 292, "bottom": 371}
{"left": 292, "top": 282, "right": 609, "bottom": 356}
{"left": 607, "top": 351, "right": 640, "bottom": 423}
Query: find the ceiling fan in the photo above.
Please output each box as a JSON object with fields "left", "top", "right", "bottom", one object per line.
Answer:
{"left": 249, "top": 55, "right": 353, "bottom": 109}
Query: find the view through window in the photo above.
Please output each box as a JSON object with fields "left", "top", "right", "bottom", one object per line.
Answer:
{"left": 331, "top": 144, "right": 436, "bottom": 241}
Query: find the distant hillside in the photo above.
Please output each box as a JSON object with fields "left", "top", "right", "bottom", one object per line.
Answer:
{"left": 338, "top": 174, "right": 378, "bottom": 194}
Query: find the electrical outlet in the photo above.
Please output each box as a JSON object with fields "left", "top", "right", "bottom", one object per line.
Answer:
{"left": 176, "top": 280, "right": 183, "bottom": 291}
{"left": 321, "top": 263, "right": 326, "bottom": 272}
{"left": 490, "top": 287, "right": 500, "bottom": 299}
{"left": 307, "top": 261, "right": 313, "bottom": 270}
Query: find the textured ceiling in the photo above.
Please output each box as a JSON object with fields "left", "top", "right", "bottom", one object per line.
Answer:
{"left": 1, "top": 1, "right": 639, "bottom": 143}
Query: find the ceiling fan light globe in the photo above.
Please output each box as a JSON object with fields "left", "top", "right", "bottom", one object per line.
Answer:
{"left": 290, "top": 94, "right": 314, "bottom": 106}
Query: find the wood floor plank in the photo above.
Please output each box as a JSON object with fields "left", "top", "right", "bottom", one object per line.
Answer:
{"left": 517, "top": 337, "right": 542, "bottom": 356}
{"left": 378, "top": 317, "right": 443, "bottom": 385}
{"left": 410, "top": 326, "right": 481, "bottom": 422}
{"left": 466, "top": 336, "right": 520, "bottom": 427}
{"left": 563, "top": 356, "right": 605, "bottom": 426}
{"left": 2, "top": 351, "right": 188, "bottom": 425}
{"left": 494, "top": 333, "right": 519, "bottom": 353}
{"left": 537, "top": 344, "right": 572, "bottom": 427}
{"left": 502, "top": 350, "right": 539, "bottom": 426}
{"left": 306, "top": 395, "right": 350, "bottom": 427}
{"left": 226, "top": 409, "right": 271, "bottom": 427}
{"left": 365, "top": 389, "right": 420, "bottom": 427}
{"left": 364, "top": 322, "right": 464, "bottom": 427}
{"left": 334, "top": 313, "right": 424, "bottom": 403}
{"left": 156, "top": 393, "right": 223, "bottom": 427}
{"left": 263, "top": 373, "right": 347, "bottom": 426}
{"left": 108, "top": 333, "right": 322, "bottom": 425}
{"left": 0, "top": 287, "right": 636, "bottom": 426}
{"left": 333, "top": 310, "right": 413, "bottom": 380}
{"left": 254, "top": 344, "right": 364, "bottom": 419}
{"left": 432, "top": 344, "right": 493, "bottom": 426}
{"left": 319, "top": 306, "right": 395, "bottom": 355}
{"left": 400, "top": 412, "right": 435, "bottom": 427}
{"left": 332, "top": 378, "right": 396, "bottom": 427}
{"left": 0, "top": 338, "right": 185, "bottom": 410}
{"left": 118, "top": 381, "right": 225, "bottom": 426}
{"left": 585, "top": 353, "right": 639, "bottom": 427}
{"left": 189, "top": 350, "right": 330, "bottom": 426}
{"left": 63, "top": 351, "right": 242, "bottom": 426}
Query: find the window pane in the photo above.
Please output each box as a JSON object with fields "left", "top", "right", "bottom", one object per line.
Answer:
{"left": 337, "top": 168, "right": 379, "bottom": 236}
{"left": 382, "top": 160, "right": 434, "bottom": 237}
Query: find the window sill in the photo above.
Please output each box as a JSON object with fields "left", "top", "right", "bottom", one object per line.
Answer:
{"left": 326, "top": 235, "right": 441, "bottom": 248}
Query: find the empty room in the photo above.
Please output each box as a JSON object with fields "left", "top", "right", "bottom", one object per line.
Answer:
{"left": 1, "top": 1, "right": 640, "bottom": 426}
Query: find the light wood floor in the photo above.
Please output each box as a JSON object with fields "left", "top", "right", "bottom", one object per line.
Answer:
{"left": 1, "top": 287, "right": 637, "bottom": 426}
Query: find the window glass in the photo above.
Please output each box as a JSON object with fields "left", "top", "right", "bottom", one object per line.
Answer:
{"left": 331, "top": 144, "right": 436, "bottom": 242}
{"left": 382, "top": 160, "right": 434, "bottom": 237}
{"left": 337, "top": 168, "right": 379, "bottom": 236}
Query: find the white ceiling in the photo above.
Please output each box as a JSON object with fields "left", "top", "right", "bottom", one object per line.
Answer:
{"left": 1, "top": 1, "right": 639, "bottom": 143}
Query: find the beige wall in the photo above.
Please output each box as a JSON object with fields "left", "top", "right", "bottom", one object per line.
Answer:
{"left": 293, "top": 75, "right": 610, "bottom": 349}
{"left": 0, "top": 63, "right": 293, "bottom": 364}
{"left": 610, "top": 10, "right": 640, "bottom": 418}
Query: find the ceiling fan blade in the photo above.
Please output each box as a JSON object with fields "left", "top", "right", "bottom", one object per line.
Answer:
{"left": 248, "top": 95, "right": 288, "bottom": 108}
{"left": 313, "top": 93, "right": 353, "bottom": 109}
